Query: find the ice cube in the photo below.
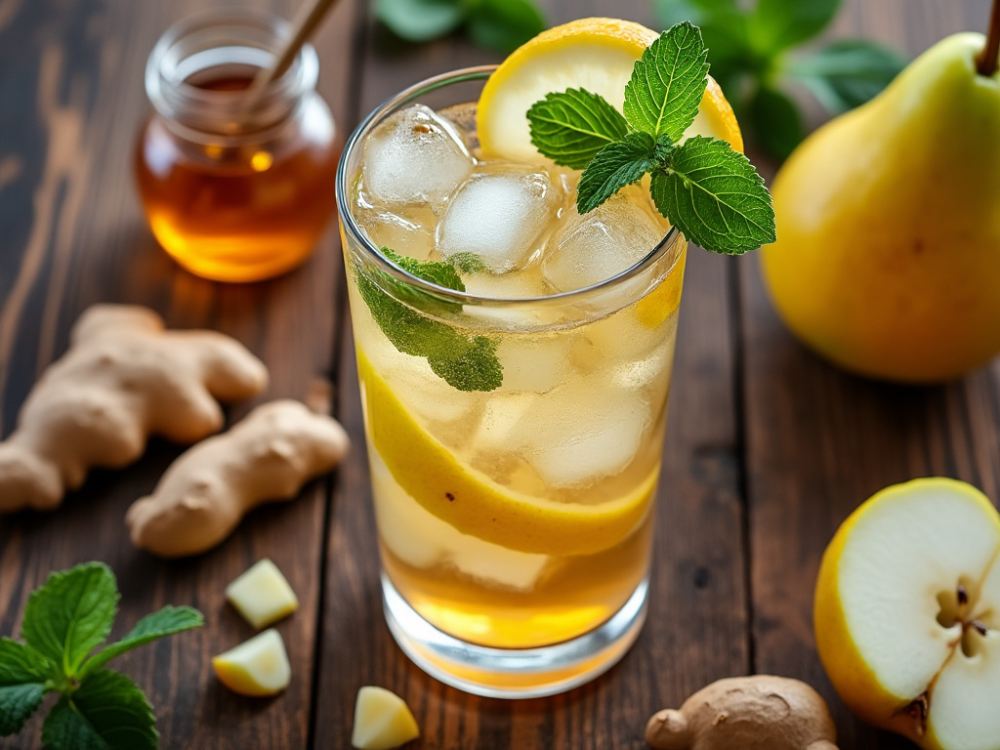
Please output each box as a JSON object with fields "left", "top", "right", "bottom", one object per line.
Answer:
{"left": 543, "top": 191, "right": 668, "bottom": 292}
{"left": 361, "top": 104, "right": 472, "bottom": 206}
{"left": 586, "top": 306, "right": 671, "bottom": 363}
{"left": 449, "top": 542, "right": 550, "bottom": 592}
{"left": 370, "top": 448, "right": 446, "bottom": 570}
{"left": 495, "top": 334, "right": 575, "bottom": 393}
{"left": 371, "top": 446, "right": 549, "bottom": 590}
{"left": 437, "top": 167, "right": 560, "bottom": 274}
{"left": 459, "top": 269, "right": 547, "bottom": 300}
{"left": 514, "top": 376, "right": 651, "bottom": 487}
{"left": 356, "top": 205, "right": 436, "bottom": 261}
{"left": 473, "top": 393, "right": 539, "bottom": 450}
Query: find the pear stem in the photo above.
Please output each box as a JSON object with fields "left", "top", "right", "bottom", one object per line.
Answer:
{"left": 977, "top": 0, "right": 1000, "bottom": 76}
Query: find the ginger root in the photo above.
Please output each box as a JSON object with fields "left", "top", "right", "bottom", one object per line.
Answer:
{"left": 0, "top": 305, "right": 268, "bottom": 512}
{"left": 645, "top": 675, "right": 839, "bottom": 750}
{"left": 126, "top": 400, "right": 349, "bottom": 557}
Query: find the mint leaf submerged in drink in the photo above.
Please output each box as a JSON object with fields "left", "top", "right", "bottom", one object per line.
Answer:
{"left": 356, "top": 247, "right": 503, "bottom": 392}
{"left": 0, "top": 562, "right": 203, "bottom": 749}
{"left": 527, "top": 21, "right": 776, "bottom": 255}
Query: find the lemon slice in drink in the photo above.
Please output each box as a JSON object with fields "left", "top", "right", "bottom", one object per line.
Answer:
{"left": 477, "top": 17, "right": 743, "bottom": 164}
{"left": 358, "top": 351, "right": 657, "bottom": 557}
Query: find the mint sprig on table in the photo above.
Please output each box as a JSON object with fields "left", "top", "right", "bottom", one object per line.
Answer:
{"left": 528, "top": 21, "right": 776, "bottom": 255}
{"left": 356, "top": 247, "right": 503, "bottom": 392}
{"left": 0, "top": 562, "right": 203, "bottom": 750}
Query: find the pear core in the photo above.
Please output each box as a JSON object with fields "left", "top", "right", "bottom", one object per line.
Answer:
{"left": 815, "top": 478, "right": 1000, "bottom": 750}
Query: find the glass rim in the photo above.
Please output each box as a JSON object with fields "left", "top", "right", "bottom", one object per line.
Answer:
{"left": 336, "top": 65, "right": 682, "bottom": 308}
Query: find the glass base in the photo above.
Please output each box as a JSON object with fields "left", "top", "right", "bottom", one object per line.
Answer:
{"left": 382, "top": 574, "right": 649, "bottom": 699}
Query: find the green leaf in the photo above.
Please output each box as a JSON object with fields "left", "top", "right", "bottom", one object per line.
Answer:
{"left": 790, "top": 39, "right": 907, "bottom": 113}
{"left": 0, "top": 684, "right": 46, "bottom": 736}
{"left": 465, "top": 0, "right": 545, "bottom": 54}
{"left": 41, "top": 671, "right": 157, "bottom": 750}
{"left": 80, "top": 606, "right": 204, "bottom": 677}
{"left": 0, "top": 638, "right": 53, "bottom": 684}
{"left": 355, "top": 249, "right": 503, "bottom": 392}
{"left": 748, "top": 85, "right": 805, "bottom": 160}
{"left": 375, "top": 0, "right": 464, "bottom": 43}
{"left": 577, "top": 132, "right": 656, "bottom": 214}
{"left": 749, "top": 0, "right": 841, "bottom": 53}
{"left": 22, "top": 563, "right": 118, "bottom": 675}
{"left": 623, "top": 22, "right": 709, "bottom": 142}
{"left": 652, "top": 135, "right": 775, "bottom": 254}
{"left": 447, "top": 252, "right": 487, "bottom": 274}
{"left": 0, "top": 641, "right": 52, "bottom": 736}
{"left": 528, "top": 89, "right": 629, "bottom": 169}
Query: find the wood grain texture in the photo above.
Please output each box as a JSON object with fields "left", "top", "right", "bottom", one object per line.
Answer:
{"left": 3, "top": 0, "right": 998, "bottom": 747}
{"left": 0, "top": 0, "right": 356, "bottom": 747}
{"left": 742, "top": 2, "right": 997, "bottom": 749}
{"left": 312, "top": 1, "right": 749, "bottom": 748}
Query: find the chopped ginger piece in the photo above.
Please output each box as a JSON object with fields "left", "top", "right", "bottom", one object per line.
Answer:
{"left": 351, "top": 686, "right": 420, "bottom": 750}
{"left": 226, "top": 558, "right": 299, "bottom": 629}
{"left": 213, "top": 629, "right": 290, "bottom": 696}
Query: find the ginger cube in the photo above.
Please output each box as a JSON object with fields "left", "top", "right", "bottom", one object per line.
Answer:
{"left": 351, "top": 686, "right": 420, "bottom": 750}
{"left": 225, "top": 558, "right": 299, "bottom": 629}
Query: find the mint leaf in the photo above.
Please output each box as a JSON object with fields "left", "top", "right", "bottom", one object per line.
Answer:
{"left": 623, "top": 22, "right": 709, "bottom": 142}
{"left": 80, "top": 606, "right": 204, "bottom": 676}
{"left": 528, "top": 89, "right": 629, "bottom": 169}
{"left": 427, "top": 335, "right": 502, "bottom": 392}
{"left": 447, "top": 252, "right": 486, "bottom": 274}
{"left": 577, "top": 132, "right": 656, "bottom": 214}
{"left": 0, "top": 640, "right": 52, "bottom": 736}
{"left": 22, "top": 562, "right": 118, "bottom": 675}
{"left": 652, "top": 135, "right": 775, "bottom": 254}
{"left": 466, "top": 0, "right": 545, "bottom": 54}
{"left": 748, "top": 85, "right": 804, "bottom": 160}
{"left": 0, "top": 684, "right": 46, "bottom": 736}
{"left": 356, "top": 250, "right": 503, "bottom": 392}
{"left": 791, "top": 39, "right": 906, "bottom": 113}
{"left": 375, "top": 0, "right": 463, "bottom": 43}
{"left": 42, "top": 671, "right": 157, "bottom": 750}
{"left": 749, "top": 0, "right": 840, "bottom": 52}
{"left": 0, "top": 638, "right": 53, "bottom": 684}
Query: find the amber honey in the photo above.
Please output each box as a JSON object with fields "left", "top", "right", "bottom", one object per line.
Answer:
{"left": 139, "top": 14, "right": 338, "bottom": 282}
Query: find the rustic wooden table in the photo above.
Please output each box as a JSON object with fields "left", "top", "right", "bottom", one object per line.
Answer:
{"left": 1, "top": 0, "right": 996, "bottom": 747}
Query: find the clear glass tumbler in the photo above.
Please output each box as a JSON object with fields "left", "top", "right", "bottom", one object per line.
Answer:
{"left": 337, "top": 68, "right": 687, "bottom": 698}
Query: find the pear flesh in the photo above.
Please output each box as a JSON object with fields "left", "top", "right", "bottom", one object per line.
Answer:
{"left": 815, "top": 479, "right": 1000, "bottom": 750}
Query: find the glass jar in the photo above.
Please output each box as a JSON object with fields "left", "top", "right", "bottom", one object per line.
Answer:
{"left": 136, "top": 10, "right": 339, "bottom": 282}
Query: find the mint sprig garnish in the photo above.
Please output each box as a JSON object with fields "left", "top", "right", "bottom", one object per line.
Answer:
{"left": 528, "top": 21, "right": 776, "bottom": 255}
{"left": 356, "top": 247, "right": 503, "bottom": 392}
{"left": 527, "top": 89, "right": 629, "bottom": 169}
{"left": 622, "top": 21, "right": 709, "bottom": 140}
{"left": 0, "top": 562, "right": 204, "bottom": 749}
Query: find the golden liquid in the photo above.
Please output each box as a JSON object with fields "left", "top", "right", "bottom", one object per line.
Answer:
{"left": 136, "top": 76, "right": 340, "bottom": 282}
{"left": 381, "top": 498, "right": 657, "bottom": 649}
{"left": 348, "top": 100, "right": 683, "bottom": 664}
{"left": 352, "top": 275, "right": 680, "bottom": 651}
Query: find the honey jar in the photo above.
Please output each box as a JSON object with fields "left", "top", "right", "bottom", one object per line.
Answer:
{"left": 136, "top": 10, "right": 339, "bottom": 282}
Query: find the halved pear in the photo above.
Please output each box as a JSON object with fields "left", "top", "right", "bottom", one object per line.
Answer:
{"left": 351, "top": 686, "right": 419, "bottom": 750}
{"left": 212, "top": 629, "right": 291, "bottom": 697}
{"left": 815, "top": 478, "right": 1000, "bottom": 750}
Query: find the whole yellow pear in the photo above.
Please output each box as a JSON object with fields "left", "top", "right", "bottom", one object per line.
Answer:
{"left": 762, "top": 33, "right": 1000, "bottom": 383}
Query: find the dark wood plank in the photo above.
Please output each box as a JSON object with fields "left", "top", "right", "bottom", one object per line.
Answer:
{"left": 0, "top": 0, "right": 358, "bottom": 746}
{"left": 742, "top": 1, "right": 996, "bottom": 748}
{"left": 313, "top": 2, "right": 750, "bottom": 747}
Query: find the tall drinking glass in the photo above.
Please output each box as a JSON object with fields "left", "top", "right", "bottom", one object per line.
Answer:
{"left": 337, "top": 68, "right": 686, "bottom": 698}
